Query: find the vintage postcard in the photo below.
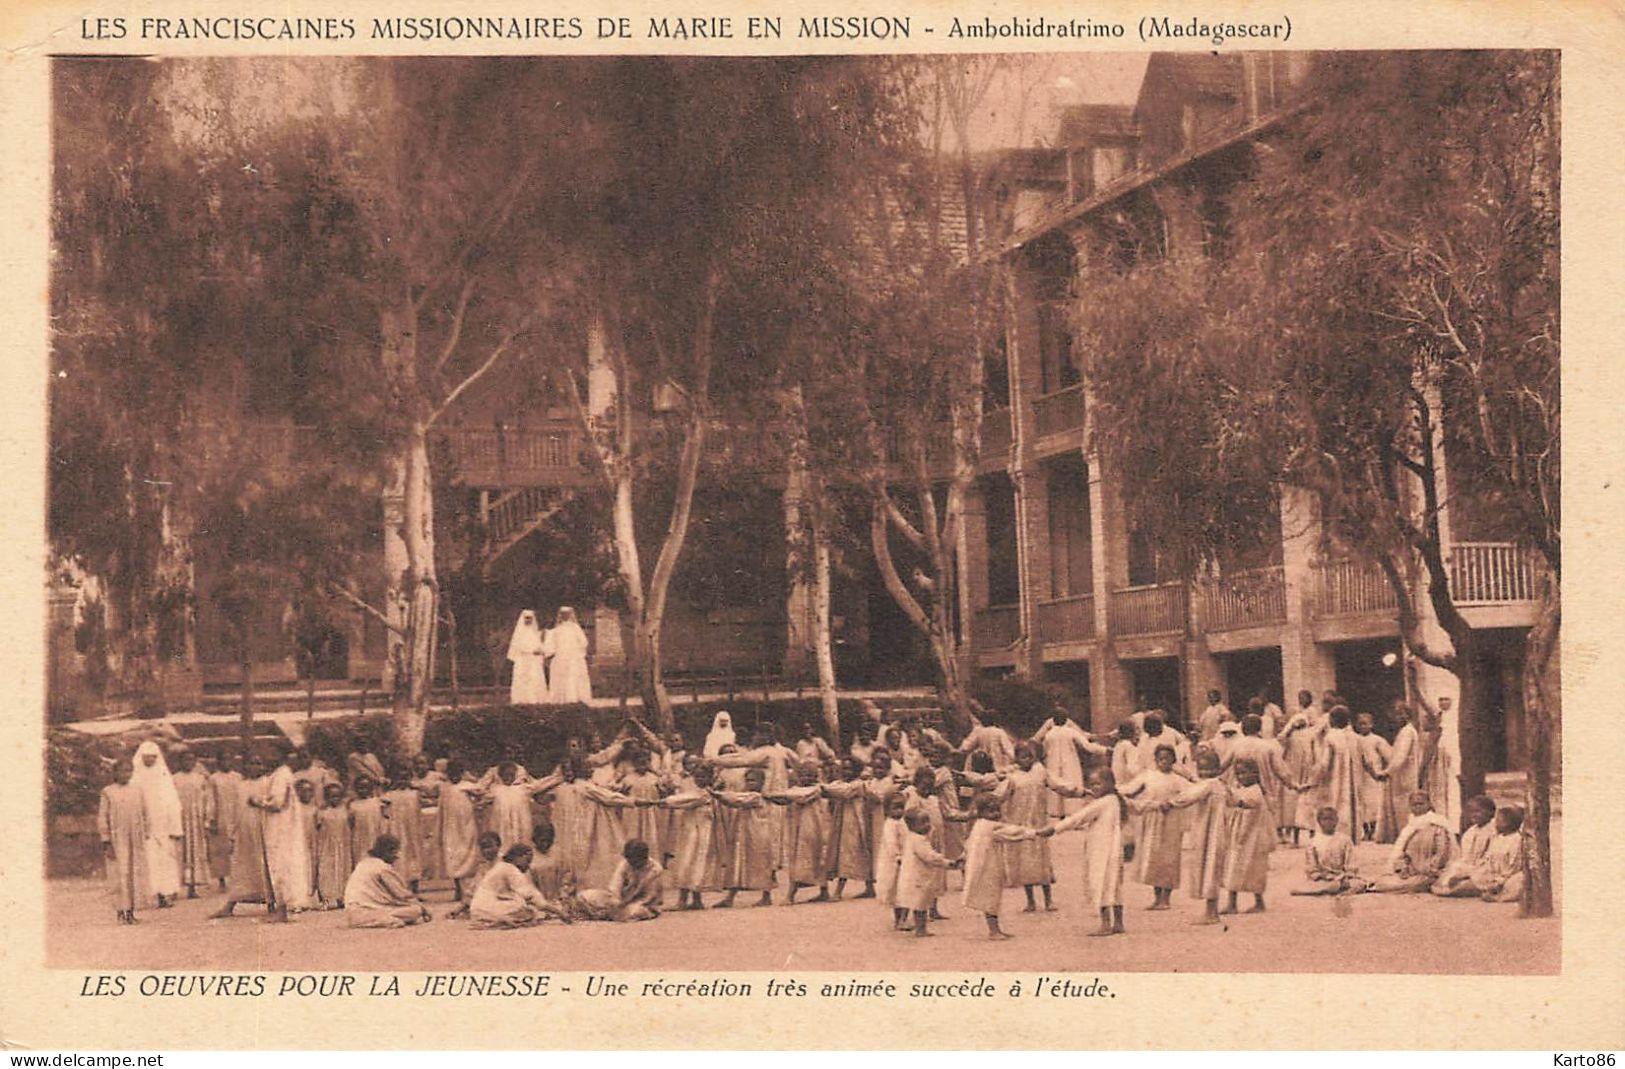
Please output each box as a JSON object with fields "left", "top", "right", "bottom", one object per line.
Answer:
{"left": 1, "top": 0, "right": 1621, "bottom": 1051}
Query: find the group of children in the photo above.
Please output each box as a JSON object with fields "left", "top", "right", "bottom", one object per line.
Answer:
{"left": 92, "top": 699, "right": 1530, "bottom": 938}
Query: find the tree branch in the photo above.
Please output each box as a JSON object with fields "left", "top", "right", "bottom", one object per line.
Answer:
{"left": 328, "top": 583, "right": 404, "bottom": 635}
{"left": 432, "top": 277, "right": 477, "bottom": 375}
{"left": 427, "top": 321, "right": 528, "bottom": 428}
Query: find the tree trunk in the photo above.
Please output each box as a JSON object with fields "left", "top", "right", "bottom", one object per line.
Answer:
{"left": 632, "top": 616, "right": 674, "bottom": 734}
{"left": 1520, "top": 568, "right": 1559, "bottom": 918}
{"left": 391, "top": 425, "right": 438, "bottom": 757}
{"left": 811, "top": 513, "right": 841, "bottom": 745}
{"left": 1452, "top": 628, "right": 1487, "bottom": 813}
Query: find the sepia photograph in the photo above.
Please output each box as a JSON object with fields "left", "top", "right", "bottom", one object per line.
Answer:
{"left": 40, "top": 47, "right": 1562, "bottom": 980}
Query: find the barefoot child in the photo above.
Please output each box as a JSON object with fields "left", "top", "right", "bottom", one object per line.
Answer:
{"left": 768, "top": 763, "right": 832, "bottom": 905}
{"left": 314, "top": 782, "right": 353, "bottom": 909}
{"left": 1219, "top": 758, "right": 1273, "bottom": 915}
{"left": 961, "top": 796, "right": 1051, "bottom": 939}
{"left": 528, "top": 823, "right": 570, "bottom": 903}
{"left": 992, "top": 741, "right": 1057, "bottom": 913}
{"left": 712, "top": 767, "right": 775, "bottom": 908}
{"left": 347, "top": 776, "right": 387, "bottom": 871}
{"left": 294, "top": 778, "right": 321, "bottom": 902}
{"left": 821, "top": 758, "right": 874, "bottom": 901}
{"left": 658, "top": 764, "right": 722, "bottom": 910}
{"left": 874, "top": 793, "right": 910, "bottom": 930}
{"left": 1120, "top": 744, "right": 1190, "bottom": 910}
{"left": 98, "top": 758, "right": 148, "bottom": 925}
{"left": 437, "top": 759, "right": 484, "bottom": 902}
{"left": 896, "top": 811, "right": 952, "bottom": 936}
{"left": 1290, "top": 806, "right": 1369, "bottom": 895}
{"left": 1048, "top": 768, "right": 1128, "bottom": 936}
{"left": 902, "top": 767, "right": 956, "bottom": 919}
{"left": 1161, "top": 747, "right": 1231, "bottom": 924}
{"left": 171, "top": 750, "right": 215, "bottom": 900}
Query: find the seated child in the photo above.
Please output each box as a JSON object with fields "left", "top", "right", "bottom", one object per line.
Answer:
{"left": 1290, "top": 806, "right": 1370, "bottom": 896}
{"left": 572, "top": 839, "right": 665, "bottom": 922}
{"left": 468, "top": 844, "right": 570, "bottom": 928}
{"left": 1431, "top": 795, "right": 1497, "bottom": 896}
{"left": 1369, "top": 791, "right": 1455, "bottom": 893}
{"left": 447, "top": 832, "right": 502, "bottom": 919}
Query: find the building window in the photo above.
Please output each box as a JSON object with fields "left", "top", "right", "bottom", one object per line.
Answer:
{"left": 1046, "top": 456, "right": 1093, "bottom": 597}
{"left": 983, "top": 475, "right": 1021, "bottom": 606}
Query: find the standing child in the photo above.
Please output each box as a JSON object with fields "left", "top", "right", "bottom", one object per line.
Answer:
{"left": 1119, "top": 744, "right": 1191, "bottom": 910}
{"left": 902, "top": 767, "right": 955, "bottom": 919}
{"left": 1353, "top": 713, "right": 1391, "bottom": 842}
{"left": 485, "top": 762, "right": 538, "bottom": 854}
{"left": 1290, "top": 806, "right": 1369, "bottom": 896}
{"left": 314, "top": 782, "right": 354, "bottom": 909}
{"left": 874, "top": 793, "right": 909, "bottom": 931}
{"left": 658, "top": 764, "right": 722, "bottom": 910}
{"left": 171, "top": 750, "right": 215, "bottom": 899}
{"left": 993, "top": 741, "right": 1056, "bottom": 913}
{"left": 616, "top": 747, "right": 665, "bottom": 860}
{"left": 895, "top": 811, "right": 952, "bottom": 937}
{"left": 347, "top": 777, "right": 388, "bottom": 872}
{"left": 210, "top": 755, "right": 271, "bottom": 919}
{"left": 821, "top": 757, "right": 874, "bottom": 901}
{"left": 207, "top": 754, "right": 243, "bottom": 891}
{"left": 437, "top": 760, "right": 484, "bottom": 902}
{"left": 98, "top": 758, "right": 148, "bottom": 924}
{"left": 294, "top": 778, "right": 321, "bottom": 903}
{"left": 1218, "top": 759, "right": 1273, "bottom": 915}
{"left": 1161, "top": 747, "right": 1231, "bottom": 925}
{"left": 961, "top": 796, "right": 1050, "bottom": 939}
{"left": 1048, "top": 768, "right": 1128, "bottom": 936}
{"left": 767, "top": 763, "right": 832, "bottom": 905}
{"left": 712, "top": 767, "right": 775, "bottom": 908}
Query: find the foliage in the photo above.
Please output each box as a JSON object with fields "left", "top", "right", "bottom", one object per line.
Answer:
{"left": 46, "top": 729, "right": 120, "bottom": 817}
{"left": 970, "top": 678, "right": 1081, "bottom": 740}
{"left": 303, "top": 714, "right": 407, "bottom": 779}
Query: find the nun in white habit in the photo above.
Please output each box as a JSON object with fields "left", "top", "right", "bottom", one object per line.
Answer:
{"left": 703, "top": 711, "right": 737, "bottom": 758}
{"left": 543, "top": 607, "right": 593, "bottom": 704}
{"left": 507, "top": 610, "right": 549, "bottom": 705}
{"left": 131, "top": 740, "right": 183, "bottom": 906}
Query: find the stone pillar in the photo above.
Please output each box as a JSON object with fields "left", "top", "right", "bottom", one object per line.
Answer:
{"left": 1014, "top": 463, "right": 1051, "bottom": 680}
{"left": 1279, "top": 487, "right": 1336, "bottom": 703}
{"left": 1182, "top": 635, "right": 1223, "bottom": 728}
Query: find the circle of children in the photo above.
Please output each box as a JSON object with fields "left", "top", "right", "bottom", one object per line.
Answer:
{"left": 93, "top": 687, "right": 1527, "bottom": 939}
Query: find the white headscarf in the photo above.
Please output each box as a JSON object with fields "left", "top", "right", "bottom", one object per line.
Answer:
{"left": 550, "top": 607, "right": 589, "bottom": 655}
{"left": 131, "top": 740, "right": 182, "bottom": 838}
{"left": 507, "top": 610, "right": 544, "bottom": 661}
{"left": 703, "top": 711, "right": 737, "bottom": 758}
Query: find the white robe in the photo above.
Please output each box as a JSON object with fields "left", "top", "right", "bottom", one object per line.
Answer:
{"left": 545, "top": 621, "right": 593, "bottom": 703}
{"left": 507, "top": 613, "right": 549, "bottom": 704}
{"left": 131, "top": 742, "right": 182, "bottom": 900}
{"left": 1034, "top": 719, "right": 1105, "bottom": 816}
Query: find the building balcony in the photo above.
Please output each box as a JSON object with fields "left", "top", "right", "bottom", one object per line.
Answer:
{"left": 1312, "top": 557, "right": 1399, "bottom": 618}
{"left": 973, "top": 603, "right": 1021, "bottom": 650}
{"left": 1037, "top": 592, "right": 1096, "bottom": 644}
{"left": 1109, "top": 582, "right": 1187, "bottom": 637}
{"left": 1448, "top": 542, "right": 1541, "bottom": 605}
{"left": 434, "top": 425, "right": 588, "bottom": 487}
{"left": 1200, "top": 565, "right": 1286, "bottom": 631}
{"left": 1032, "top": 384, "right": 1086, "bottom": 441}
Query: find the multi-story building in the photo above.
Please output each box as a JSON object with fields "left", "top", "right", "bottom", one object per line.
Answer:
{"left": 961, "top": 52, "right": 1550, "bottom": 805}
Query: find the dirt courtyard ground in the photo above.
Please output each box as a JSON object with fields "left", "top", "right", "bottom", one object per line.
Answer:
{"left": 46, "top": 831, "right": 1559, "bottom": 975}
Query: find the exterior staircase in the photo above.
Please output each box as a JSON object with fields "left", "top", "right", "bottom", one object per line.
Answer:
{"left": 482, "top": 485, "right": 575, "bottom": 573}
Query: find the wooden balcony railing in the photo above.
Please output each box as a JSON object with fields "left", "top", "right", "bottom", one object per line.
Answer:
{"left": 1312, "top": 558, "right": 1398, "bottom": 618}
{"left": 1448, "top": 542, "right": 1540, "bottom": 605}
{"left": 973, "top": 604, "right": 1021, "bottom": 650}
{"left": 1200, "top": 565, "right": 1287, "bottom": 631}
{"left": 1037, "top": 593, "right": 1095, "bottom": 644}
{"left": 435, "top": 426, "right": 583, "bottom": 481}
{"left": 1109, "top": 582, "right": 1187, "bottom": 636}
{"left": 1032, "top": 384, "right": 1085, "bottom": 439}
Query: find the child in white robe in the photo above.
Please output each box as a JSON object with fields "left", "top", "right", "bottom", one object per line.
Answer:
{"left": 1434, "top": 806, "right": 1527, "bottom": 902}
{"left": 1219, "top": 759, "right": 1273, "bottom": 914}
{"left": 1162, "top": 747, "right": 1231, "bottom": 924}
{"left": 469, "top": 844, "right": 570, "bottom": 928}
{"left": 872, "top": 792, "right": 910, "bottom": 930}
{"left": 1370, "top": 791, "right": 1456, "bottom": 893}
{"left": 658, "top": 764, "right": 722, "bottom": 910}
{"left": 713, "top": 767, "right": 775, "bottom": 908}
{"left": 98, "top": 759, "right": 148, "bottom": 924}
{"left": 1049, "top": 768, "right": 1128, "bottom": 936}
{"left": 822, "top": 758, "right": 874, "bottom": 901}
{"left": 447, "top": 833, "right": 502, "bottom": 919}
{"left": 1431, "top": 795, "right": 1497, "bottom": 896}
{"left": 1119, "top": 743, "right": 1191, "bottom": 910}
{"left": 343, "top": 836, "right": 431, "bottom": 929}
{"left": 895, "top": 811, "right": 951, "bottom": 937}
{"left": 992, "top": 742, "right": 1057, "bottom": 912}
{"left": 961, "top": 796, "right": 1049, "bottom": 939}
{"left": 1290, "top": 806, "right": 1369, "bottom": 895}
{"left": 1353, "top": 713, "right": 1392, "bottom": 841}
{"left": 767, "top": 763, "right": 832, "bottom": 905}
